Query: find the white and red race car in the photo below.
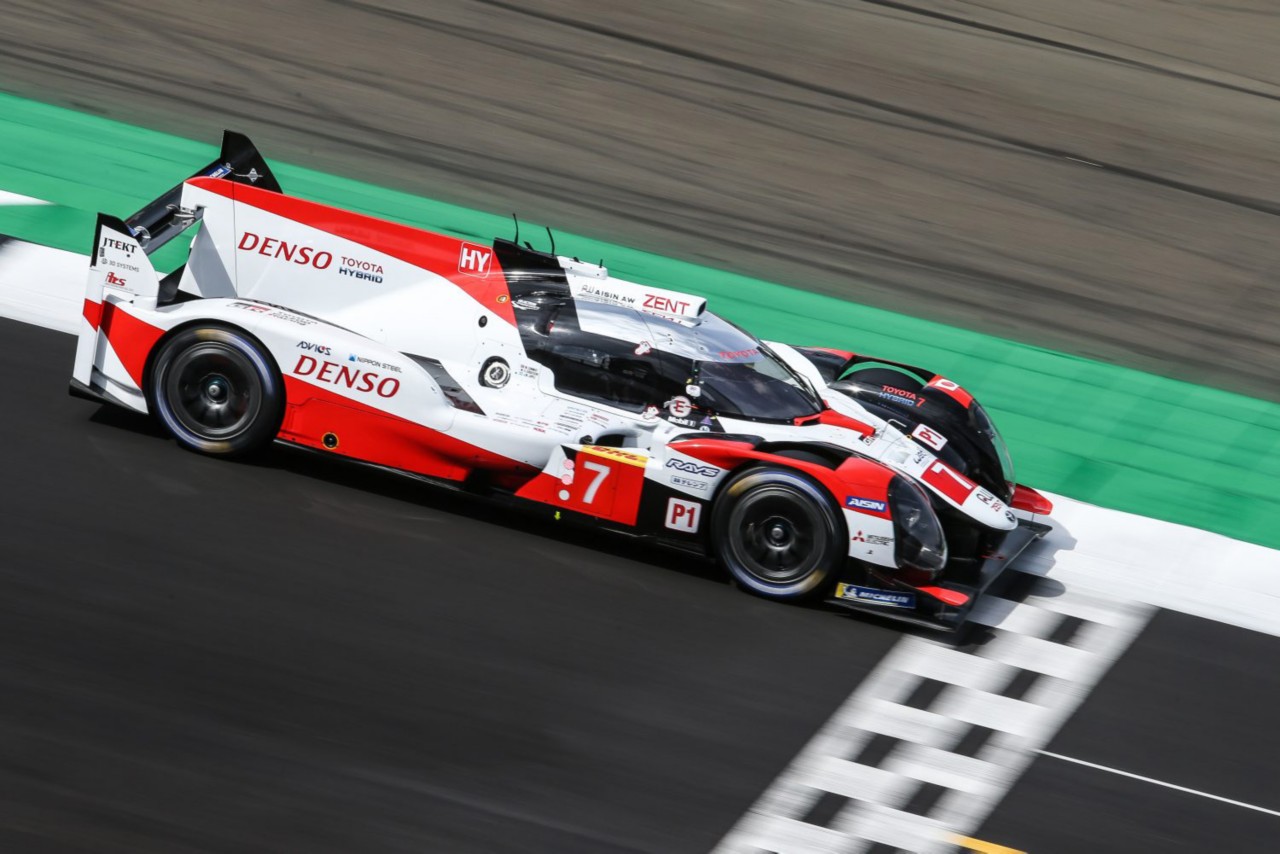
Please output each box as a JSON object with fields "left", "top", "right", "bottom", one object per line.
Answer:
{"left": 71, "top": 133, "right": 1053, "bottom": 629}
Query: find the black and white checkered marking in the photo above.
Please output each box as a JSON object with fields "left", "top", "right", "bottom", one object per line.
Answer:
{"left": 716, "top": 576, "right": 1152, "bottom": 853}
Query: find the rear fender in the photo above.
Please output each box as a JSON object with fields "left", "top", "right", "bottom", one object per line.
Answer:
{"left": 171, "top": 299, "right": 458, "bottom": 435}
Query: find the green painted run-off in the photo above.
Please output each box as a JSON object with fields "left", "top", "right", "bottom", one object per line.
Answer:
{"left": 1, "top": 91, "right": 1276, "bottom": 550}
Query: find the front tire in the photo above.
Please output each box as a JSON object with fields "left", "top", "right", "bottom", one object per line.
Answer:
{"left": 150, "top": 326, "right": 283, "bottom": 457}
{"left": 712, "top": 466, "right": 845, "bottom": 601}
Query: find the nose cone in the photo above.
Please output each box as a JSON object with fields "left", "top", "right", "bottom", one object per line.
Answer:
{"left": 964, "top": 487, "right": 1018, "bottom": 530}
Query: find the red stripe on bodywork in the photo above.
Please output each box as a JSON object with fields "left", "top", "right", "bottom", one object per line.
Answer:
{"left": 925, "top": 376, "right": 974, "bottom": 408}
{"left": 805, "top": 347, "right": 856, "bottom": 360}
{"left": 670, "top": 438, "right": 896, "bottom": 516}
{"left": 914, "top": 586, "right": 970, "bottom": 607}
{"left": 514, "top": 448, "right": 647, "bottom": 526}
{"left": 83, "top": 299, "right": 102, "bottom": 331}
{"left": 920, "top": 459, "right": 977, "bottom": 505}
{"left": 279, "top": 375, "right": 534, "bottom": 485}
{"left": 189, "top": 177, "right": 517, "bottom": 326}
{"left": 99, "top": 302, "right": 166, "bottom": 387}
{"left": 794, "top": 406, "right": 875, "bottom": 437}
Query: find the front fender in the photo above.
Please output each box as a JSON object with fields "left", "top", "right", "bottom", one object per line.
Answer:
{"left": 667, "top": 436, "right": 901, "bottom": 569}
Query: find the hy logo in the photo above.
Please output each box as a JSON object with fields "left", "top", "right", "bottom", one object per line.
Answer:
{"left": 458, "top": 243, "right": 492, "bottom": 277}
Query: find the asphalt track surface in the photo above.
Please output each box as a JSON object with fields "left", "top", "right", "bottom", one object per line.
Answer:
{"left": 0, "top": 317, "right": 906, "bottom": 853}
{"left": 2, "top": 0, "right": 1278, "bottom": 397}
{"left": 980, "top": 611, "right": 1280, "bottom": 852}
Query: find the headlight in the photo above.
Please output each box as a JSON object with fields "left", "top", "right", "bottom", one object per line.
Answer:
{"left": 888, "top": 475, "right": 948, "bottom": 574}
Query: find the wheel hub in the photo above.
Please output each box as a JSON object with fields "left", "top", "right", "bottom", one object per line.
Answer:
{"left": 764, "top": 518, "right": 792, "bottom": 547}
{"left": 165, "top": 342, "right": 262, "bottom": 440}
{"left": 204, "top": 375, "right": 229, "bottom": 402}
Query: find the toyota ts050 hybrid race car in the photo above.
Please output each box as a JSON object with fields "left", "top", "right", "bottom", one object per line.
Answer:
{"left": 70, "top": 132, "right": 1054, "bottom": 630}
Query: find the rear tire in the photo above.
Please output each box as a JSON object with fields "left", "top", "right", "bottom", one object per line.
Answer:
{"left": 712, "top": 466, "right": 845, "bottom": 601}
{"left": 150, "top": 326, "right": 283, "bottom": 457}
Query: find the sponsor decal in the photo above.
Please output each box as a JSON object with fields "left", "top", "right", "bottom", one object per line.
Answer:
{"left": 497, "top": 294, "right": 509, "bottom": 303}
{"left": 238, "top": 231, "right": 333, "bottom": 269}
{"left": 685, "top": 384, "right": 701, "bottom": 397}
{"left": 348, "top": 353, "right": 402, "bottom": 373}
{"left": 912, "top": 423, "right": 948, "bottom": 451}
{"left": 851, "top": 531, "right": 893, "bottom": 546}
{"left": 575, "top": 282, "right": 637, "bottom": 308}
{"left": 104, "top": 271, "right": 128, "bottom": 287}
{"left": 665, "top": 459, "right": 720, "bottom": 478}
{"left": 458, "top": 242, "right": 492, "bottom": 276}
{"left": 270, "top": 310, "right": 317, "bottom": 326}
{"left": 634, "top": 341, "right": 652, "bottom": 356}
{"left": 233, "top": 302, "right": 317, "bottom": 325}
{"left": 583, "top": 446, "right": 648, "bottom": 467}
{"left": 879, "top": 384, "right": 925, "bottom": 408}
{"left": 974, "top": 491, "right": 1005, "bottom": 513}
{"left": 339, "top": 268, "right": 382, "bottom": 283}
{"left": 665, "top": 497, "right": 701, "bottom": 533}
{"left": 835, "top": 583, "right": 916, "bottom": 609}
{"left": 1005, "top": 509, "right": 1017, "bottom": 524}
{"left": 717, "top": 348, "right": 759, "bottom": 361}
{"left": 292, "top": 355, "right": 400, "bottom": 398}
{"left": 670, "top": 475, "right": 707, "bottom": 492}
{"left": 103, "top": 259, "right": 141, "bottom": 273}
{"left": 641, "top": 404, "right": 661, "bottom": 421}
{"left": 845, "top": 495, "right": 887, "bottom": 513}
{"left": 99, "top": 236, "right": 136, "bottom": 256}
{"left": 339, "top": 256, "right": 383, "bottom": 274}
{"left": 296, "top": 340, "right": 332, "bottom": 355}
{"left": 668, "top": 396, "right": 692, "bottom": 418}
{"left": 642, "top": 293, "right": 693, "bottom": 315}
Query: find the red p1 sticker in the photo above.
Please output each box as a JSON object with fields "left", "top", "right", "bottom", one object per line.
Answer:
{"left": 911, "top": 423, "right": 948, "bottom": 451}
{"left": 665, "top": 498, "right": 701, "bottom": 533}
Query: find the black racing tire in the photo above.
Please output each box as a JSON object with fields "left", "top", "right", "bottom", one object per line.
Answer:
{"left": 149, "top": 326, "right": 283, "bottom": 457}
{"left": 712, "top": 465, "right": 845, "bottom": 601}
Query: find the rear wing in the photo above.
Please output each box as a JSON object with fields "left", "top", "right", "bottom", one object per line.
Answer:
{"left": 86, "top": 131, "right": 280, "bottom": 309}
{"left": 123, "top": 130, "right": 280, "bottom": 256}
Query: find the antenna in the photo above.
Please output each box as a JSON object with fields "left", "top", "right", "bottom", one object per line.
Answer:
{"left": 545, "top": 226, "right": 556, "bottom": 256}
{"left": 511, "top": 213, "right": 520, "bottom": 244}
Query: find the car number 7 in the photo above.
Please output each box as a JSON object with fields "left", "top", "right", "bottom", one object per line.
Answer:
{"left": 581, "top": 459, "right": 611, "bottom": 505}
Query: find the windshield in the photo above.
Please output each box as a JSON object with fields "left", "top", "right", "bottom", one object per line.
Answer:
{"left": 512, "top": 292, "right": 824, "bottom": 422}
{"left": 971, "top": 401, "right": 1015, "bottom": 489}
{"left": 694, "top": 349, "right": 822, "bottom": 420}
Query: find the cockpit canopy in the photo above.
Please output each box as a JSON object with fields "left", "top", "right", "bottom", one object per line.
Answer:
{"left": 514, "top": 294, "right": 823, "bottom": 422}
